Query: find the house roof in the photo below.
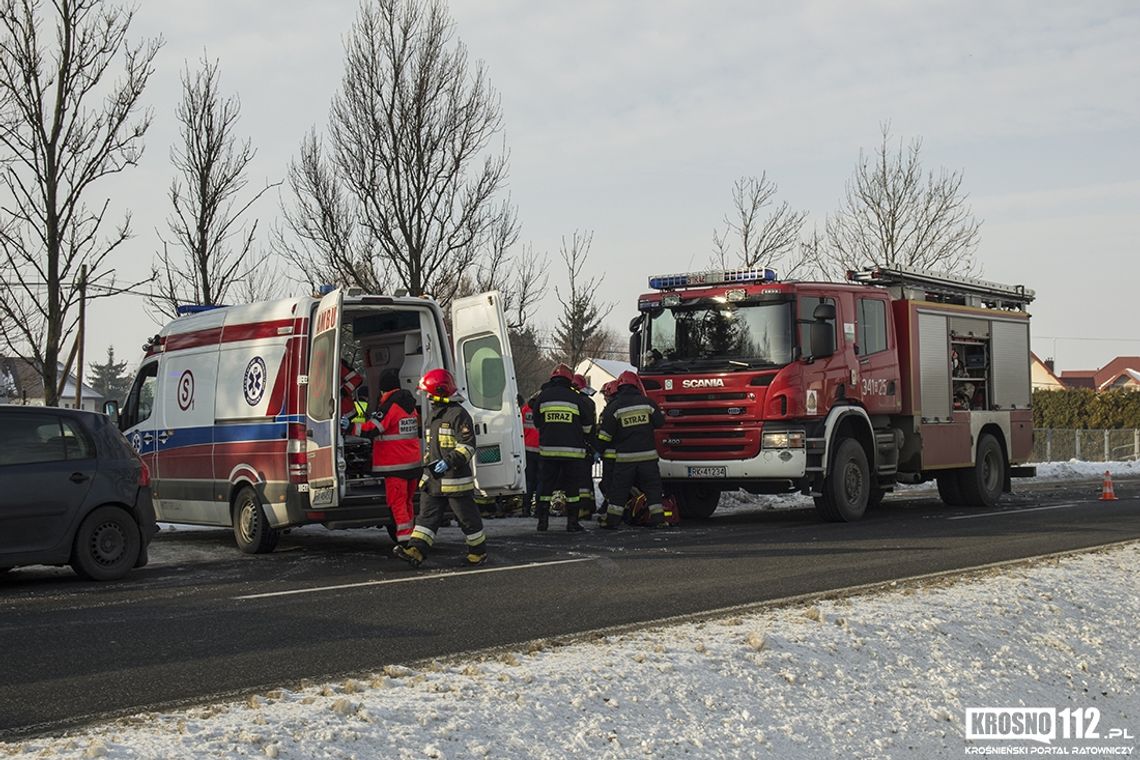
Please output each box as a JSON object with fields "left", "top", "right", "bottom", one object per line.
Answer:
{"left": 1095, "top": 356, "right": 1140, "bottom": 391}
{"left": 0, "top": 356, "right": 103, "bottom": 402}
{"left": 1029, "top": 352, "right": 1064, "bottom": 387}
{"left": 574, "top": 358, "right": 634, "bottom": 385}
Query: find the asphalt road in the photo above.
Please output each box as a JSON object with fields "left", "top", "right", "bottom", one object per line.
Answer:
{"left": 2, "top": 479, "right": 1139, "bottom": 739}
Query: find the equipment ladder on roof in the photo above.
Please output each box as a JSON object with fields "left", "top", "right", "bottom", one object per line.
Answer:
{"left": 847, "top": 265, "right": 1035, "bottom": 311}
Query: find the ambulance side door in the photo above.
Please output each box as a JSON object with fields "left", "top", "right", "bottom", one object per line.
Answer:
{"left": 306, "top": 289, "right": 343, "bottom": 507}
{"left": 450, "top": 291, "right": 525, "bottom": 494}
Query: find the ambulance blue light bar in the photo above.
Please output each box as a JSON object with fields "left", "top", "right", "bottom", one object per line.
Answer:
{"left": 647, "top": 268, "right": 777, "bottom": 290}
{"left": 175, "top": 304, "right": 226, "bottom": 316}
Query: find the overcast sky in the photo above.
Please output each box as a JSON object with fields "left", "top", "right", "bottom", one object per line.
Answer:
{"left": 83, "top": 0, "right": 1140, "bottom": 375}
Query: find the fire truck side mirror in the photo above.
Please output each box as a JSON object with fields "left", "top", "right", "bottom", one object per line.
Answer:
{"left": 629, "top": 315, "right": 644, "bottom": 368}
{"left": 809, "top": 303, "right": 836, "bottom": 359}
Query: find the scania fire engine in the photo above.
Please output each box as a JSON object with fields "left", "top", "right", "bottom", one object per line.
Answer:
{"left": 628, "top": 265, "right": 1036, "bottom": 521}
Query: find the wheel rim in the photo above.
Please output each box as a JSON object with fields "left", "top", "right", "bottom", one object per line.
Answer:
{"left": 982, "top": 448, "right": 1001, "bottom": 495}
{"left": 843, "top": 459, "right": 864, "bottom": 503}
{"left": 89, "top": 521, "right": 126, "bottom": 567}
{"left": 238, "top": 499, "right": 258, "bottom": 543}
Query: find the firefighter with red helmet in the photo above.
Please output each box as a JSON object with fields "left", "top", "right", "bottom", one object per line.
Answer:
{"left": 394, "top": 368, "right": 487, "bottom": 568}
{"left": 518, "top": 393, "right": 540, "bottom": 517}
{"left": 571, "top": 373, "right": 599, "bottom": 520}
{"left": 360, "top": 368, "right": 421, "bottom": 545}
{"left": 531, "top": 362, "right": 596, "bottom": 532}
{"left": 597, "top": 370, "right": 667, "bottom": 528}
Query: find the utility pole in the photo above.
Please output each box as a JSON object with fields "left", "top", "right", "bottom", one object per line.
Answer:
{"left": 74, "top": 265, "right": 87, "bottom": 410}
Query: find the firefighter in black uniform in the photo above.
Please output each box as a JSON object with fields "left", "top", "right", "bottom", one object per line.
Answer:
{"left": 598, "top": 370, "right": 667, "bottom": 528}
{"left": 395, "top": 368, "right": 488, "bottom": 568}
{"left": 571, "top": 373, "right": 599, "bottom": 521}
{"left": 532, "top": 363, "right": 595, "bottom": 532}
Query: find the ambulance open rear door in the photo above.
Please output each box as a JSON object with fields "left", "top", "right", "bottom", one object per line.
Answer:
{"left": 451, "top": 291, "right": 526, "bottom": 495}
{"left": 306, "top": 288, "right": 344, "bottom": 508}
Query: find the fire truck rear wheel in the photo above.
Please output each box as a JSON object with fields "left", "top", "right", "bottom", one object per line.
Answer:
{"left": 233, "top": 485, "right": 279, "bottom": 554}
{"left": 937, "top": 474, "right": 964, "bottom": 506}
{"left": 958, "top": 434, "right": 1005, "bottom": 508}
{"left": 679, "top": 484, "right": 720, "bottom": 519}
{"left": 814, "top": 438, "right": 870, "bottom": 522}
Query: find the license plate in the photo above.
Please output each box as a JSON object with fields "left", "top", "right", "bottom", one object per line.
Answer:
{"left": 687, "top": 466, "right": 727, "bottom": 478}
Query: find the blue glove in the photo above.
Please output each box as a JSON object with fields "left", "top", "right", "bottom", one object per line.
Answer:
{"left": 340, "top": 416, "right": 351, "bottom": 433}
{"left": 431, "top": 459, "right": 449, "bottom": 475}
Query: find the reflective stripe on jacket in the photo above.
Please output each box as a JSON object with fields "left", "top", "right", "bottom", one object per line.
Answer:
{"left": 532, "top": 379, "right": 594, "bottom": 459}
{"left": 423, "top": 401, "right": 477, "bottom": 495}
{"left": 361, "top": 388, "right": 422, "bottom": 475}
{"left": 598, "top": 387, "right": 664, "bottom": 463}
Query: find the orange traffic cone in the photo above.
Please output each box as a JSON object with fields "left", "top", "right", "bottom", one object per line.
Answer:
{"left": 1099, "top": 471, "right": 1118, "bottom": 501}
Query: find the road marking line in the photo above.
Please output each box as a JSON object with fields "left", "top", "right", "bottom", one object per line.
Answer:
{"left": 947, "top": 503, "right": 1082, "bottom": 520}
{"left": 233, "top": 557, "right": 594, "bottom": 600}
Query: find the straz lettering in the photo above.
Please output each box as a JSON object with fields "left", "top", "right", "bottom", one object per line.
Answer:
{"left": 682, "top": 378, "right": 725, "bottom": 389}
{"left": 620, "top": 411, "right": 650, "bottom": 427}
{"left": 861, "top": 377, "right": 888, "bottom": 396}
{"left": 544, "top": 410, "right": 574, "bottom": 424}
{"left": 315, "top": 305, "right": 338, "bottom": 334}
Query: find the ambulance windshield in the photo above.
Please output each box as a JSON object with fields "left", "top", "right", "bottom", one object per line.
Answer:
{"left": 642, "top": 299, "right": 794, "bottom": 371}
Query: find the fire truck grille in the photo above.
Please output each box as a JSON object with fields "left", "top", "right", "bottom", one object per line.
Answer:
{"left": 663, "top": 392, "right": 748, "bottom": 402}
{"left": 670, "top": 443, "right": 751, "bottom": 454}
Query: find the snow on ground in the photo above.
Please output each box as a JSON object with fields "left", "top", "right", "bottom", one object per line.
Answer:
{"left": 716, "top": 458, "right": 1140, "bottom": 516}
{"left": 4, "top": 543, "right": 1138, "bottom": 759}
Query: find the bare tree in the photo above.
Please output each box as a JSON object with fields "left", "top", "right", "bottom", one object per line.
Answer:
{"left": 151, "top": 54, "right": 279, "bottom": 316}
{"left": 0, "top": 0, "right": 160, "bottom": 405}
{"left": 553, "top": 231, "right": 613, "bottom": 367}
{"left": 713, "top": 174, "right": 812, "bottom": 279}
{"left": 279, "top": 0, "right": 513, "bottom": 309}
{"left": 822, "top": 123, "right": 982, "bottom": 279}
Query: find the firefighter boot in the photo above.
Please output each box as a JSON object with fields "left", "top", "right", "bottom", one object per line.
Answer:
{"left": 394, "top": 544, "right": 425, "bottom": 568}
{"left": 566, "top": 512, "right": 584, "bottom": 532}
{"left": 536, "top": 503, "right": 549, "bottom": 532}
{"left": 463, "top": 549, "right": 488, "bottom": 567}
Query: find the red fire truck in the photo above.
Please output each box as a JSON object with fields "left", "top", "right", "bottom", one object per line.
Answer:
{"left": 628, "top": 265, "right": 1036, "bottom": 521}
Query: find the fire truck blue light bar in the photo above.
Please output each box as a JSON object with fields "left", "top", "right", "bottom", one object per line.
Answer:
{"left": 648, "top": 268, "right": 777, "bottom": 290}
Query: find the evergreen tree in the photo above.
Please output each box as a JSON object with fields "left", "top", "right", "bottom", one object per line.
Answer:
{"left": 89, "top": 347, "right": 133, "bottom": 404}
{"left": 553, "top": 231, "right": 612, "bottom": 367}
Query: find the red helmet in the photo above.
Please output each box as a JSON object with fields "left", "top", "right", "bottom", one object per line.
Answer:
{"left": 418, "top": 368, "right": 457, "bottom": 398}
{"left": 616, "top": 370, "right": 644, "bottom": 393}
{"left": 601, "top": 380, "right": 619, "bottom": 399}
{"left": 551, "top": 363, "right": 574, "bottom": 381}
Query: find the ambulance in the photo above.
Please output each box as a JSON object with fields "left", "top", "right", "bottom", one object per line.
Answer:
{"left": 112, "top": 288, "right": 525, "bottom": 552}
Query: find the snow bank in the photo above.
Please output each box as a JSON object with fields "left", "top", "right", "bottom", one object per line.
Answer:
{"left": 6, "top": 544, "right": 1137, "bottom": 759}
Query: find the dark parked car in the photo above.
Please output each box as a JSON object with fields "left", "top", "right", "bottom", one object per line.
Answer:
{"left": 0, "top": 405, "right": 156, "bottom": 581}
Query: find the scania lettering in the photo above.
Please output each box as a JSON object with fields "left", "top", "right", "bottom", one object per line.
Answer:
{"left": 628, "top": 266, "right": 1036, "bottom": 520}
{"left": 114, "top": 288, "right": 525, "bottom": 553}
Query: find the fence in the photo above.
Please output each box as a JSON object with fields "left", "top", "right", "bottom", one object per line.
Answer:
{"left": 1033, "top": 429, "right": 1140, "bottom": 463}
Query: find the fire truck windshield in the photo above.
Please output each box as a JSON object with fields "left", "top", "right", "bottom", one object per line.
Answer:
{"left": 642, "top": 299, "right": 794, "bottom": 371}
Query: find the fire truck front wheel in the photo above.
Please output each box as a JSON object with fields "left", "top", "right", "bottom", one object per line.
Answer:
{"left": 678, "top": 484, "right": 721, "bottom": 519}
{"left": 814, "top": 438, "right": 870, "bottom": 522}
{"left": 233, "top": 485, "right": 280, "bottom": 554}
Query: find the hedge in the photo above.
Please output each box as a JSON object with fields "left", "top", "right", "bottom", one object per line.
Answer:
{"left": 1032, "top": 388, "right": 1140, "bottom": 429}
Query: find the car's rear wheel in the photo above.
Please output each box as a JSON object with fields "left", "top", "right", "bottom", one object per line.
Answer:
{"left": 233, "top": 485, "right": 279, "bottom": 554}
{"left": 70, "top": 506, "right": 141, "bottom": 581}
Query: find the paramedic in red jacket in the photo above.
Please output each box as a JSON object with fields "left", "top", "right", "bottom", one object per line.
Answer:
{"left": 519, "top": 393, "right": 540, "bottom": 516}
{"left": 339, "top": 358, "right": 364, "bottom": 416}
{"left": 360, "top": 368, "right": 422, "bottom": 545}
